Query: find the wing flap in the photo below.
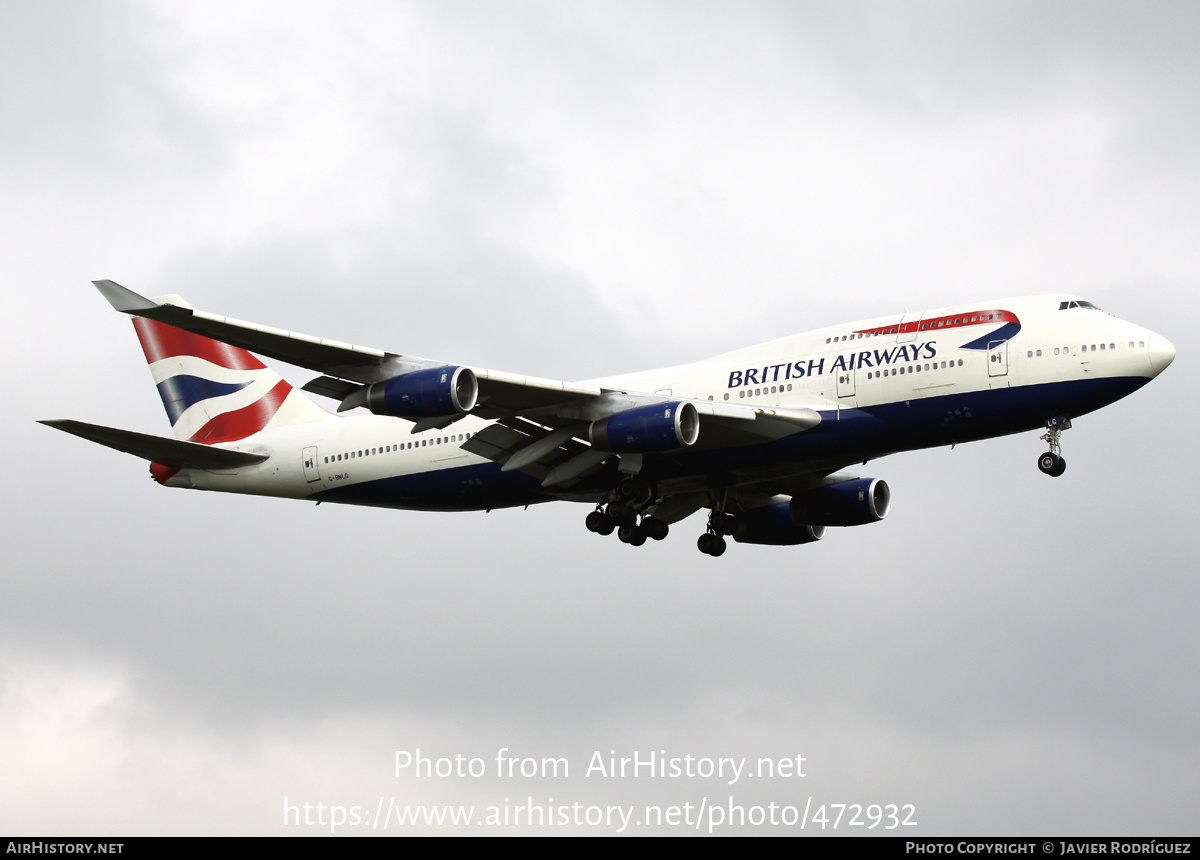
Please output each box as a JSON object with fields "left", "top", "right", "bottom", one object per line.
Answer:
{"left": 461, "top": 418, "right": 594, "bottom": 481}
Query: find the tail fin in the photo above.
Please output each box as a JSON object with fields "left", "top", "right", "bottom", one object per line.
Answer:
{"left": 132, "top": 295, "right": 332, "bottom": 444}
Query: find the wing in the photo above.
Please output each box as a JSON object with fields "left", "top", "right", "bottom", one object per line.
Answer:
{"left": 93, "top": 279, "right": 603, "bottom": 414}
{"left": 93, "top": 280, "right": 821, "bottom": 485}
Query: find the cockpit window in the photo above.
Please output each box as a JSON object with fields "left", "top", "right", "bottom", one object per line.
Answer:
{"left": 1058, "top": 300, "right": 1102, "bottom": 310}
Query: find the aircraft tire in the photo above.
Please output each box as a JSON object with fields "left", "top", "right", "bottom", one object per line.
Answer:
{"left": 1050, "top": 456, "right": 1066, "bottom": 477}
{"left": 1038, "top": 452, "right": 1059, "bottom": 475}
{"left": 619, "top": 524, "right": 643, "bottom": 544}
{"left": 606, "top": 501, "right": 628, "bottom": 521}
{"left": 643, "top": 517, "right": 669, "bottom": 541}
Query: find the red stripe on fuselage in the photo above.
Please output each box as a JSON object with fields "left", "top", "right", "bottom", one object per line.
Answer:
{"left": 132, "top": 318, "right": 267, "bottom": 370}
{"left": 188, "top": 379, "right": 292, "bottom": 444}
{"left": 855, "top": 309, "right": 1020, "bottom": 337}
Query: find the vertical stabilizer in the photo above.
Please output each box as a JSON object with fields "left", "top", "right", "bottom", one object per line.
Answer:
{"left": 131, "top": 310, "right": 332, "bottom": 444}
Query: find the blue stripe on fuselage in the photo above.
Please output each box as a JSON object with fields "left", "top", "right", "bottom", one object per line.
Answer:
{"left": 959, "top": 321, "right": 1022, "bottom": 350}
{"left": 312, "top": 461, "right": 547, "bottom": 511}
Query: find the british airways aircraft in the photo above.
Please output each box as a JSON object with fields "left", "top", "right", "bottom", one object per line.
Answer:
{"left": 43, "top": 281, "right": 1175, "bottom": 557}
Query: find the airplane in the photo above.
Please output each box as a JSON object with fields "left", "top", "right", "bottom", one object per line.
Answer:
{"left": 42, "top": 281, "right": 1176, "bottom": 557}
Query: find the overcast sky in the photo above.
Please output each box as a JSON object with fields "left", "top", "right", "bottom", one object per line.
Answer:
{"left": 2, "top": 0, "right": 1197, "bottom": 835}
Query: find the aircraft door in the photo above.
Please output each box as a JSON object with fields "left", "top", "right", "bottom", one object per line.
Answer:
{"left": 987, "top": 340, "right": 1009, "bottom": 377}
{"left": 837, "top": 367, "right": 856, "bottom": 398}
{"left": 897, "top": 312, "right": 925, "bottom": 343}
{"left": 302, "top": 446, "right": 322, "bottom": 482}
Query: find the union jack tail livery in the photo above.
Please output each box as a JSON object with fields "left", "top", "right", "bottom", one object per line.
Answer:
{"left": 131, "top": 295, "right": 330, "bottom": 444}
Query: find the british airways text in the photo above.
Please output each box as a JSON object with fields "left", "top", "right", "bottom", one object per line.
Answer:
{"left": 728, "top": 342, "right": 940, "bottom": 388}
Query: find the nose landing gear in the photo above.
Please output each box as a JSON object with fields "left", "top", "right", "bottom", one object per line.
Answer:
{"left": 1037, "top": 417, "right": 1070, "bottom": 477}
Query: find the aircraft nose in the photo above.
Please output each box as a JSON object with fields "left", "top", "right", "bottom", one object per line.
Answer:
{"left": 1147, "top": 332, "right": 1176, "bottom": 374}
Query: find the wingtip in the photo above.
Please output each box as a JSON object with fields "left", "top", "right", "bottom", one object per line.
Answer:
{"left": 92, "top": 279, "right": 160, "bottom": 314}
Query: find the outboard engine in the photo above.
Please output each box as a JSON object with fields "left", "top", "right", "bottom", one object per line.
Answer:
{"left": 733, "top": 502, "right": 827, "bottom": 546}
{"left": 789, "top": 478, "right": 890, "bottom": 526}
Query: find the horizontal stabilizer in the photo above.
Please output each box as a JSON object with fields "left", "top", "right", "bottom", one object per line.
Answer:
{"left": 39, "top": 419, "right": 268, "bottom": 470}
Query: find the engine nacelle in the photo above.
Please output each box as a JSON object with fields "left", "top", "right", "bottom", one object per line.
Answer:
{"left": 733, "top": 502, "right": 826, "bottom": 546}
{"left": 789, "top": 478, "right": 890, "bottom": 526}
{"left": 364, "top": 366, "right": 478, "bottom": 419}
{"left": 589, "top": 401, "right": 700, "bottom": 452}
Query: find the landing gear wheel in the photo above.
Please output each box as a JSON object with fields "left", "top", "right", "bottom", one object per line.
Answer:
{"left": 642, "top": 516, "right": 669, "bottom": 541}
{"left": 697, "top": 533, "right": 727, "bottom": 556}
{"left": 618, "top": 523, "right": 645, "bottom": 546}
{"left": 606, "top": 501, "right": 631, "bottom": 522}
{"left": 1038, "top": 417, "right": 1071, "bottom": 477}
{"left": 1037, "top": 452, "right": 1066, "bottom": 477}
{"left": 586, "top": 510, "right": 615, "bottom": 535}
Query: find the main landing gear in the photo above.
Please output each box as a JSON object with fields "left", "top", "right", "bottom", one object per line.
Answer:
{"left": 583, "top": 478, "right": 737, "bottom": 556}
{"left": 1037, "top": 417, "right": 1070, "bottom": 477}
{"left": 584, "top": 478, "right": 669, "bottom": 547}
{"left": 697, "top": 499, "right": 736, "bottom": 557}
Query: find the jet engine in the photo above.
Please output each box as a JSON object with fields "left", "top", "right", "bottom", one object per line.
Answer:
{"left": 732, "top": 502, "right": 827, "bottom": 546}
{"left": 361, "top": 366, "right": 478, "bottom": 419}
{"left": 789, "top": 478, "right": 890, "bottom": 526}
{"left": 589, "top": 401, "right": 700, "bottom": 452}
